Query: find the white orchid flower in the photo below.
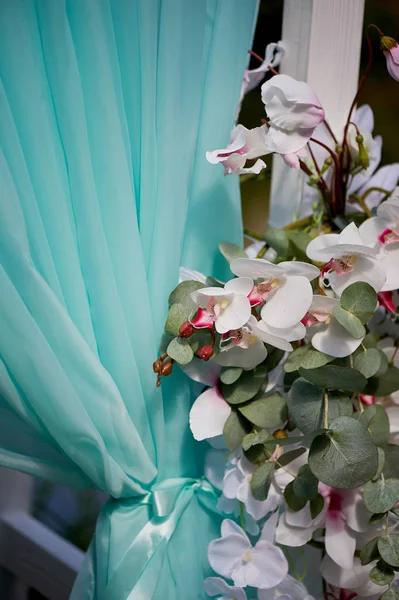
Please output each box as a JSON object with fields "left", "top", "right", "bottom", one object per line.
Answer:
{"left": 230, "top": 257, "right": 319, "bottom": 330}
{"left": 304, "top": 295, "right": 364, "bottom": 358}
{"left": 215, "top": 315, "right": 268, "bottom": 369}
{"left": 257, "top": 574, "right": 315, "bottom": 600}
{"left": 203, "top": 577, "right": 247, "bottom": 600}
{"left": 206, "top": 124, "right": 268, "bottom": 175}
{"left": 208, "top": 514, "right": 288, "bottom": 589}
{"left": 277, "top": 485, "right": 370, "bottom": 570}
{"left": 306, "top": 222, "right": 385, "bottom": 296}
{"left": 261, "top": 74, "right": 325, "bottom": 169}
{"left": 189, "top": 386, "right": 230, "bottom": 442}
{"left": 359, "top": 188, "right": 399, "bottom": 292}
{"left": 190, "top": 278, "right": 252, "bottom": 334}
{"left": 321, "top": 555, "right": 398, "bottom": 600}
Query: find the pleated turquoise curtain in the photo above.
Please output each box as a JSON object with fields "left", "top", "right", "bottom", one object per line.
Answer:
{"left": 0, "top": 0, "right": 259, "bottom": 597}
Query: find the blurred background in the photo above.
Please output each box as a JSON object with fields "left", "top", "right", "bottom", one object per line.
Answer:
{"left": 27, "top": 1, "right": 398, "bottom": 597}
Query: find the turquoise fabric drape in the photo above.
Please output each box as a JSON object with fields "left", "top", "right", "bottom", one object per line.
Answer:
{"left": 0, "top": 0, "right": 259, "bottom": 597}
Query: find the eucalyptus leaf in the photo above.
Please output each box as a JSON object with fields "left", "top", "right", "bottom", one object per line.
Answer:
{"left": 219, "top": 242, "right": 247, "bottom": 264}
{"left": 370, "top": 560, "right": 395, "bottom": 586}
{"left": 363, "top": 366, "right": 399, "bottom": 397}
{"left": 263, "top": 346, "right": 285, "bottom": 372}
{"left": 308, "top": 417, "right": 378, "bottom": 488}
{"left": 287, "top": 378, "right": 324, "bottom": 434}
{"left": 284, "top": 481, "right": 307, "bottom": 512}
{"left": 373, "top": 448, "right": 386, "bottom": 481}
{"left": 262, "top": 228, "right": 290, "bottom": 258}
{"left": 355, "top": 349, "right": 382, "bottom": 379}
{"left": 381, "top": 587, "right": 399, "bottom": 600}
{"left": 251, "top": 461, "right": 275, "bottom": 501}
{"left": 239, "top": 392, "right": 287, "bottom": 429}
{"left": 333, "top": 305, "right": 366, "bottom": 339}
{"left": 223, "top": 410, "right": 249, "bottom": 452}
{"left": 359, "top": 405, "right": 390, "bottom": 446}
{"left": 328, "top": 391, "right": 353, "bottom": 421}
{"left": 299, "top": 365, "right": 367, "bottom": 393}
{"left": 378, "top": 535, "right": 399, "bottom": 568}
{"left": 369, "top": 512, "right": 387, "bottom": 525}
{"left": 242, "top": 430, "right": 276, "bottom": 453}
{"left": 376, "top": 349, "right": 389, "bottom": 377}
{"left": 285, "top": 230, "right": 312, "bottom": 261}
{"left": 220, "top": 367, "right": 243, "bottom": 385}
{"left": 340, "top": 282, "right": 378, "bottom": 324}
{"left": 364, "top": 479, "right": 399, "bottom": 514}
{"left": 165, "top": 303, "right": 191, "bottom": 337}
{"left": 384, "top": 444, "right": 399, "bottom": 479}
{"left": 221, "top": 366, "right": 267, "bottom": 405}
{"left": 278, "top": 447, "right": 306, "bottom": 468}
{"left": 293, "top": 464, "right": 319, "bottom": 500}
{"left": 168, "top": 280, "right": 205, "bottom": 308}
{"left": 310, "top": 493, "right": 325, "bottom": 519}
{"left": 360, "top": 537, "right": 381, "bottom": 565}
{"left": 166, "top": 337, "right": 194, "bottom": 365}
{"left": 284, "top": 345, "right": 333, "bottom": 373}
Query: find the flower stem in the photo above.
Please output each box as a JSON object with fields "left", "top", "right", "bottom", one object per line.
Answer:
{"left": 324, "top": 391, "right": 329, "bottom": 429}
{"left": 360, "top": 186, "right": 393, "bottom": 202}
{"left": 323, "top": 119, "right": 338, "bottom": 144}
{"left": 239, "top": 501, "right": 246, "bottom": 531}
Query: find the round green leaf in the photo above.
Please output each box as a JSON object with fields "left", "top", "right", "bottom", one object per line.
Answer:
{"left": 220, "top": 367, "right": 243, "bottom": 385}
{"left": 221, "top": 366, "right": 267, "bottom": 405}
{"left": 370, "top": 560, "right": 395, "bottom": 586}
{"left": 364, "top": 479, "right": 399, "bottom": 514}
{"left": 333, "top": 305, "right": 366, "bottom": 339}
{"left": 166, "top": 337, "right": 193, "bottom": 365}
{"left": 223, "top": 411, "right": 248, "bottom": 452}
{"left": 287, "top": 378, "right": 324, "bottom": 434}
{"left": 355, "top": 349, "right": 382, "bottom": 379}
{"left": 310, "top": 494, "right": 325, "bottom": 519}
{"left": 308, "top": 416, "right": 378, "bottom": 488}
{"left": 359, "top": 405, "right": 390, "bottom": 446}
{"left": 238, "top": 392, "right": 287, "bottom": 429}
{"left": 168, "top": 280, "right": 205, "bottom": 308}
{"left": 364, "top": 366, "right": 399, "bottom": 397}
{"left": 360, "top": 536, "right": 381, "bottom": 566}
{"left": 299, "top": 365, "right": 367, "bottom": 392}
{"left": 373, "top": 448, "right": 386, "bottom": 481}
{"left": 251, "top": 461, "right": 275, "bottom": 501}
{"left": 219, "top": 242, "right": 247, "bottom": 264}
{"left": 165, "top": 303, "right": 191, "bottom": 336}
{"left": 284, "top": 480, "right": 307, "bottom": 511}
{"left": 378, "top": 535, "right": 399, "bottom": 568}
{"left": 293, "top": 464, "right": 319, "bottom": 500}
{"left": 381, "top": 587, "right": 399, "bottom": 600}
{"left": 384, "top": 444, "right": 399, "bottom": 479}
{"left": 340, "top": 282, "right": 378, "bottom": 323}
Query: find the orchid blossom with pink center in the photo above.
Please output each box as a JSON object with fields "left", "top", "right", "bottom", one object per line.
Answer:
{"left": 303, "top": 295, "right": 365, "bottom": 358}
{"left": 381, "top": 36, "right": 399, "bottom": 82}
{"left": 190, "top": 278, "right": 252, "bottom": 334}
{"left": 261, "top": 74, "right": 325, "bottom": 169}
{"left": 359, "top": 187, "right": 399, "bottom": 291}
{"left": 206, "top": 124, "right": 268, "bottom": 175}
{"left": 307, "top": 222, "right": 385, "bottom": 296}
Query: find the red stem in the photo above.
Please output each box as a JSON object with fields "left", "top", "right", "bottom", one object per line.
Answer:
{"left": 323, "top": 120, "right": 338, "bottom": 144}
{"left": 248, "top": 49, "right": 279, "bottom": 75}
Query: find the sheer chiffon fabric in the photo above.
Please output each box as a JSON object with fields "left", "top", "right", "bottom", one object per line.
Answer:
{"left": 0, "top": 0, "right": 258, "bottom": 597}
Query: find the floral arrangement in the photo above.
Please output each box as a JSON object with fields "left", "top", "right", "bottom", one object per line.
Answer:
{"left": 154, "top": 25, "right": 399, "bottom": 600}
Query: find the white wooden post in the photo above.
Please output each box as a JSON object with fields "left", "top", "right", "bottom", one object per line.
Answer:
{"left": 269, "top": 0, "right": 365, "bottom": 227}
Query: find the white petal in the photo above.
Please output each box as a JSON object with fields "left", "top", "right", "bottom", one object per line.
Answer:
{"left": 344, "top": 496, "right": 371, "bottom": 533}
{"left": 189, "top": 388, "right": 231, "bottom": 441}
{"left": 285, "top": 503, "right": 314, "bottom": 528}
{"left": 256, "top": 325, "right": 293, "bottom": 352}
{"left": 387, "top": 406, "right": 399, "bottom": 442}
{"left": 311, "top": 318, "right": 364, "bottom": 358}
{"left": 279, "top": 261, "right": 320, "bottom": 281}
{"left": 215, "top": 340, "right": 268, "bottom": 370}
{"left": 245, "top": 240, "right": 267, "bottom": 259}
{"left": 192, "top": 287, "right": 231, "bottom": 307}
{"left": 261, "top": 276, "right": 313, "bottom": 329}
{"left": 257, "top": 574, "right": 315, "bottom": 600}
{"left": 360, "top": 165, "right": 399, "bottom": 211}
{"left": 208, "top": 534, "right": 249, "bottom": 579}
{"left": 354, "top": 104, "right": 374, "bottom": 133}
{"left": 264, "top": 124, "right": 313, "bottom": 155}
{"left": 260, "top": 510, "right": 279, "bottom": 543}
{"left": 223, "top": 467, "right": 243, "bottom": 499}
{"left": 178, "top": 266, "right": 207, "bottom": 284}
{"left": 206, "top": 126, "right": 247, "bottom": 164}
{"left": 325, "top": 514, "right": 356, "bottom": 569}
{"left": 306, "top": 233, "right": 340, "bottom": 262}
{"left": 359, "top": 216, "right": 385, "bottom": 246}
{"left": 329, "top": 256, "right": 385, "bottom": 295}
{"left": 230, "top": 258, "right": 284, "bottom": 279}
{"left": 309, "top": 295, "right": 339, "bottom": 315}
{"left": 221, "top": 518, "right": 251, "bottom": 542}
{"left": 275, "top": 513, "right": 314, "bottom": 547}
{"left": 225, "top": 277, "right": 254, "bottom": 297}
{"left": 179, "top": 358, "right": 221, "bottom": 386}
{"left": 203, "top": 577, "right": 247, "bottom": 600}
{"left": 320, "top": 555, "right": 371, "bottom": 590}
{"left": 245, "top": 126, "right": 270, "bottom": 160}
{"left": 260, "top": 321, "right": 306, "bottom": 342}
{"left": 216, "top": 295, "right": 251, "bottom": 334}
{"left": 246, "top": 540, "right": 288, "bottom": 589}
{"left": 380, "top": 245, "right": 399, "bottom": 291}
{"left": 347, "top": 137, "right": 382, "bottom": 199}
{"left": 234, "top": 158, "right": 267, "bottom": 175}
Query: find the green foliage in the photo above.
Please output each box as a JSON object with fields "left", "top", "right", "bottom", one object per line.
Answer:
{"left": 374, "top": 448, "right": 386, "bottom": 481}
{"left": 370, "top": 560, "right": 395, "bottom": 586}
{"left": 242, "top": 430, "right": 276, "bottom": 464}
{"left": 293, "top": 465, "right": 319, "bottom": 501}
{"left": 383, "top": 445, "right": 399, "bottom": 479}
{"left": 263, "top": 346, "right": 285, "bottom": 372}
{"left": 378, "top": 535, "right": 399, "bottom": 568}
{"left": 355, "top": 348, "right": 384, "bottom": 378}
{"left": 363, "top": 366, "right": 399, "bottom": 396}
{"left": 284, "top": 345, "right": 333, "bottom": 373}
{"left": 262, "top": 228, "right": 290, "bottom": 258}
{"left": 219, "top": 242, "right": 247, "bottom": 263}
{"left": 333, "top": 305, "right": 366, "bottom": 339}
{"left": 223, "top": 411, "right": 249, "bottom": 452}
{"left": 287, "top": 378, "right": 324, "bottom": 434}
{"left": 364, "top": 479, "right": 399, "bottom": 514}
{"left": 360, "top": 536, "right": 381, "bottom": 565}
{"left": 284, "top": 480, "right": 307, "bottom": 512}
{"left": 220, "top": 367, "right": 243, "bottom": 385}
{"left": 308, "top": 417, "right": 378, "bottom": 488}
{"left": 359, "top": 405, "right": 390, "bottom": 446}
{"left": 278, "top": 447, "right": 306, "bottom": 467}
{"left": 221, "top": 366, "right": 267, "bottom": 405}
{"left": 251, "top": 462, "right": 275, "bottom": 501}
{"left": 299, "top": 365, "right": 367, "bottom": 392}
{"left": 168, "top": 280, "right": 205, "bottom": 308}
{"left": 340, "top": 281, "right": 378, "bottom": 323}
{"left": 239, "top": 392, "right": 287, "bottom": 429}
{"left": 166, "top": 337, "right": 193, "bottom": 364}
{"left": 310, "top": 493, "right": 325, "bottom": 519}
{"left": 165, "top": 303, "right": 191, "bottom": 336}
{"left": 380, "top": 587, "right": 399, "bottom": 600}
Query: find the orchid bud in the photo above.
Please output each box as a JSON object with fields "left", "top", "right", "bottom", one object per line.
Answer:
{"left": 197, "top": 345, "right": 214, "bottom": 361}
{"left": 355, "top": 134, "right": 370, "bottom": 170}
{"left": 179, "top": 320, "right": 195, "bottom": 338}
{"left": 160, "top": 361, "right": 173, "bottom": 376}
{"left": 153, "top": 358, "right": 162, "bottom": 373}
{"left": 381, "top": 36, "right": 399, "bottom": 82}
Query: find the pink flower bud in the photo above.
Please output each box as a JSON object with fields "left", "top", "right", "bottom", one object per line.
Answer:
{"left": 197, "top": 345, "right": 214, "bottom": 361}
{"left": 179, "top": 320, "right": 195, "bottom": 338}
{"left": 381, "top": 36, "right": 399, "bottom": 82}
